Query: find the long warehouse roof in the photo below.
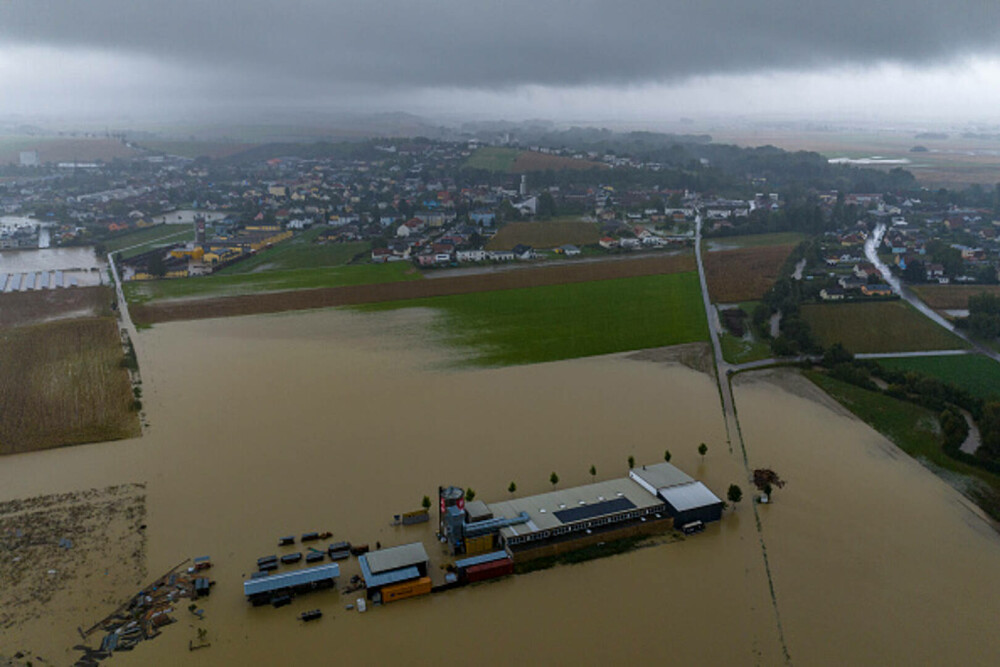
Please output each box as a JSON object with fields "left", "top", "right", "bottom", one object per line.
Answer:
{"left": 486, "top": 477, "right": 662, "bottom": 538}
{"left": 243, "top": 563, "right": 340, "bottom": 597}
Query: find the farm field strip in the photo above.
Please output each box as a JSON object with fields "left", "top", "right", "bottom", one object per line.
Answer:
{"left": 801, "top": 301, "right": 969, "bottom": 353}
{"left": 124, "top": 261, "right": 420, "bottom": 305}
{"left": 706, "top": 232, "right": 807, "bottom": 250}
{"left": 104, "top": 224, "right": 193, "bottom": 254}
{"left": 703, "top": 244, "right": 797, "bottom": 302}
{"left": 911, "top": 284, "right": 1000, "bottom": 310}
{"left": 877, "top": 354, "right": 1000, "bottom": 400}
{"left": 0, "top": 285, "right": 113, "bottom": 328}
{"left": 129, "top": 254, "right": 696, "bottom": 325}
{"left": 486, "top": 220, "right": 601, "bottom": 251}
{"left": 357, "top": 271, "right": 708, "bottom": 366}
{"left": 0, "top": 317, "right": 139, "bottom": 454}
{"left": 216, "top": 229, "right": 370, "bottom": 274}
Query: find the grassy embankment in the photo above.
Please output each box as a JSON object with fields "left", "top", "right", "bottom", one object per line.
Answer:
{"left": 104, "top": 224, "right": 195, "bottom": 259}
{"left": 801, "top": 301, "right": 968, "bottom": 353}
{"left": 486, "top": 219, "right": 601, "bottom": 251}
{"left": 216, "top": 227, "right": 370, "bottom": 274}
{"left": 356, "top": 271, "right": 707, "bottom": 366}
{"left": 0, "top": 317, "right": 139, "bottom": 454}
{"left": 124, "top": 261, "right": 419, "bottom": 305}
{"left": 877, "top": 355, "right": 1000, "bottom": 401}
{"left": 806, "top": 371, "right": 1000, "bottom": 519}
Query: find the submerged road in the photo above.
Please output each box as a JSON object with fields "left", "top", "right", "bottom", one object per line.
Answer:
{"left": 694, "top": 215, "right": 793, "bottom": 663}
{"left": 694, "top": 215, "right": 740, "bottom": 448}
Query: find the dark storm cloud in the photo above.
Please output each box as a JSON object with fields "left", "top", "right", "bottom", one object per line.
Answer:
{"left": 2, "top": 0, "right": 999, "bottom": 92}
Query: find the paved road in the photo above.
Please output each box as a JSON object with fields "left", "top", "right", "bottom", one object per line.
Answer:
{"left": 865, "top": 224, "right": 1000, "bottom": 363}
{"left": 694, "top": 215, "right": 741, "bottom": 447}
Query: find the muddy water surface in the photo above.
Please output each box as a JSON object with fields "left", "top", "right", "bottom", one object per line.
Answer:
{"left": 1, "top": 308, "right": 999, "bottom": 665}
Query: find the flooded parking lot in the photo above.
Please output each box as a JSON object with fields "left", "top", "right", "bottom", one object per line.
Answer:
{"left": 1, "top": 308, "right": 999, "bottom": 665}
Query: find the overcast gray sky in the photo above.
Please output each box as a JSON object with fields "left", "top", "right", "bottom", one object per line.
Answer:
{"left": 2, "top": 1, "right": 999, "bottom": 124}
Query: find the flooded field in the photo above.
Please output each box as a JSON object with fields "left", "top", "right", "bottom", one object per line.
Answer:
{"left": 0, "top": 247, "right": 106, "bottom": 291}
{"left": 1, "top": 308, "right": 999, "bottom": 664}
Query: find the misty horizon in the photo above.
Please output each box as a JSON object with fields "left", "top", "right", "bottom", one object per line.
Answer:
{"left": 2, "top": 1, "right": 1000, "bottom": 128}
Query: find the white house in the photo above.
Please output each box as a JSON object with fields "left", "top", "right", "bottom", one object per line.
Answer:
{"left": 457, "top": 249, "right": 488, "bottom": 262}
{"left": 488, "top": 250, "right": 515, "bottom": 261}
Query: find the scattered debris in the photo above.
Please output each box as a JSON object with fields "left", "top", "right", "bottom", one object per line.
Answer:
{"left": 72, "top": 557, "right": 214, "bottom": 664}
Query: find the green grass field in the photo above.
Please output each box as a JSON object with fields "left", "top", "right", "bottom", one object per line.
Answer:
{"left": 217, "top": 228, "right": 369, "bottom": 274}
{"left": 801, "top": 301, "right": 967, "bottom": 353}
{"left": 486, "top": 219, "right": 601, "bottom": 250}
{"left": 356, "top": 272, "right": 707, "bottom": 366}
{"left": 877, "top": 354, "right": 1000, "bottom": 401}
{"left": 706, "top": 232, "right": 807, "bottom": 250}
{"left": 104, "top": 225, "right": 193, "bottom": 256}
{"left": 806, "top": 371, "right": 1000, "bottom": 520}
{"left": 463, "top": 147, "right": 521, "bottom": 172}
{"left": 124, "top": 262, "right": 419, "bottom": 304}
{"left": 720, "top": 333, "right": 772, "bottom": 364}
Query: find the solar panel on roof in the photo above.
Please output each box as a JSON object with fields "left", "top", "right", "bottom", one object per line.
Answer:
{"left": 553, "top": 497, "right": 636, "bottom": 523}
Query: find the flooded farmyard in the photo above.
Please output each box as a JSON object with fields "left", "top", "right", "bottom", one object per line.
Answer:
{"left": 2, "top": 307, "right": 999, "bottom": 665}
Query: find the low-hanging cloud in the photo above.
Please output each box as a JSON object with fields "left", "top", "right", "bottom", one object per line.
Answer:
{"left": 2, "top": 0, "right": 999, "bottom": 91}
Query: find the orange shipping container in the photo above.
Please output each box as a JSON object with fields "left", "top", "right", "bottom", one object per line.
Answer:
{"left": 380, "top": 576, "right": 432, "bottom": 603}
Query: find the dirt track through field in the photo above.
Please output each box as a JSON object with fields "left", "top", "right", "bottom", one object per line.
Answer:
{"left": 132, "top": 255, "right": 696, "bottom": 324}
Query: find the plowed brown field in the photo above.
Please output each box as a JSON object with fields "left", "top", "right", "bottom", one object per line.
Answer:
{"left": 703, "top": 244, "right": 796, "bottom": 302}
{"left": 131, "top": 254, "right": 696, "bottom": 324}
{"left": 911, "top": 284, "right": 1000, "bottom": 310}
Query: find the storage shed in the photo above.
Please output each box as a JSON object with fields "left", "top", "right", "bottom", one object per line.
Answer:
{"left": 358, "top": 542, "right": 430, "bottom": 600}
{"left": 658, "top": 482, "right": 724, "bottom": 526}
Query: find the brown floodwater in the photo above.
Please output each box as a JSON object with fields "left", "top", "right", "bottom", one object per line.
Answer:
{"left": 1, "top": 308, "right": 999, "bottom": 665}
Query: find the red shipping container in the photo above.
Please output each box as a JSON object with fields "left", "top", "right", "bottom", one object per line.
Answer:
{"left": 465, "top": 558, "right": 514, "bottom": 583}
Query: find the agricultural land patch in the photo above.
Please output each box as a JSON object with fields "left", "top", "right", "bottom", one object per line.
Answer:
{"left": 464, "top": 147, "right": 605, "bottom": 173}
{"left": 877, "top": 354, "right": 1000, "bottom": 401}
{"left": 123, "top": 261, "right": 420, "bottom": 306}
{"left": 0, "top": 317, "right": 139, "bottom": 454}
{"left": 357, "top": 271, "right": 707, "bottom": 366}
{"left": 801, "top": 301, "right": 968, "bottom": 354}
{"left": 706, "top": 232, "right": 807, "bottom": 251}
{"left": 703, "top": 244, "right": 797, "bottom": 302}
{"left": 217, "top": 228, "right": 370, "bottom": 274}
{"left": 486, "top": 220, "right": 601, "bottom": 251}
{"left": 0, "top": 286, "right": 112, "bottom": 329}
{"left": 130, "top": 254, "right": 695, "bottom": 325}
{"left": 911, "top": 285, "right": 1000, "bottom": 311}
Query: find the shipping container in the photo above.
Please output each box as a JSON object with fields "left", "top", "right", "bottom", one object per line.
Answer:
{"left": 380, "top": 576, "right": 432, "bottom": 603}
{"left": 464, "top": 534, "right": 494, "bottom": 556}
{"left": 465, "top": 558, "right": 514, "bottom": 583}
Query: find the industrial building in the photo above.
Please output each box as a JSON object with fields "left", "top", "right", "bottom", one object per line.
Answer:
{"left": 629, "top": 464, "right": 725, "bottom": 527}
{"left": 441, "top": 462, "right": 723, "bottom": 563}
{"left": 358, "top": 542, "right": 431, "bottom": 603}
{"left": 242, "top": 563, "right": 339, "bottom": 606}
